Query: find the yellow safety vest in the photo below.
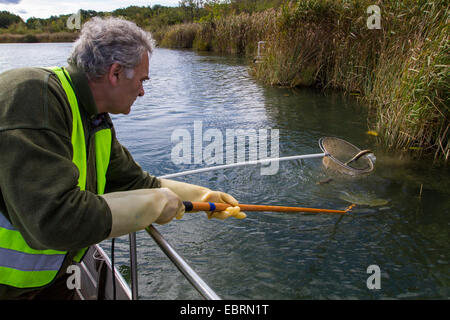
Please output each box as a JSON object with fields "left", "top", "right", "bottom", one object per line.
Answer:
{"left": 0, "top": 67, "right": 112, "bottom": 289}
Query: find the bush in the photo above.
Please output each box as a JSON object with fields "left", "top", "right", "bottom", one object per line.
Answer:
{"left": 22, "top": 34, "right": 38, "bottom": 43}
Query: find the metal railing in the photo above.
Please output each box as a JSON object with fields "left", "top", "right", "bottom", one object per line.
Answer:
{"left": 128, "top": 225, "right": 221, "bottom": 300}
{"left": 128, "top": 232, "right": 139, "bottom": 299}
{"left": 145, "top": 225, "right": 221, "bottom": 300}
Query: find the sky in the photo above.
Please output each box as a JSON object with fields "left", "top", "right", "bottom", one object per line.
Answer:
{"left": 0, "top": 0, "right": 181, "bottom": 20}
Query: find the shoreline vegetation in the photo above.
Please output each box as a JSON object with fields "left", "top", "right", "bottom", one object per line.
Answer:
{"left": 1, "top": 0, "right": 448, "bottom": 161}
{"left": 0, "top": 32, "right": 78, "bottom": 43}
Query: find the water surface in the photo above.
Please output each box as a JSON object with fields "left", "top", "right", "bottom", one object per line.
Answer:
{"left": 0, "top": 43, "right": 448, "bottom": 300}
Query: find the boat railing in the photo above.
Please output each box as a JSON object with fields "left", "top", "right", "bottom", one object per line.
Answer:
{"left": 127, "top": 226, "right": 221, "bottom": 300}
{"left": 145, "top": 225, "right": 221, "bottom": 300}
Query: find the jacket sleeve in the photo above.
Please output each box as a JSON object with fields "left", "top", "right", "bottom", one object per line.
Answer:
{"left": 0, "top": 68, "right": 112, "bottom": 251}
{"left": 104, "top": 127, "right": 161, "bottom": 193}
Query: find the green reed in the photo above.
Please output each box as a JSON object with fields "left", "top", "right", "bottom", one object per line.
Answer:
{"left": 157, "top": 0, "right": 449, "bottom": 160}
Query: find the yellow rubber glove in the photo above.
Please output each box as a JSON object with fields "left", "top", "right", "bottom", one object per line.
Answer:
{"left": 206, "top": 205, "right": 246, "bottom": 220}
{"left": 101, "top": 188, "right": 185, "bottom": 238}
{"left": 159, "top": 178, "right": 246, "bottom": 220}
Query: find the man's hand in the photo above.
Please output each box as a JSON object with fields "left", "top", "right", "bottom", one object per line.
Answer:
{"left": 160, "top": 178, "right": 246, "bottom": 220}
{"left": 199, "top": 190, "right": 246, "bottom": 220}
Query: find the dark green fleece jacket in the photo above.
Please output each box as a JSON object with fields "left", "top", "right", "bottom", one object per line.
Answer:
{"left": 0, "top": 65, "right": 160, "bottom": 299}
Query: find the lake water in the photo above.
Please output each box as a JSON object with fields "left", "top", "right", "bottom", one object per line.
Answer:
{"left": 0, "top": 43, "right": 448, "bottom": 300}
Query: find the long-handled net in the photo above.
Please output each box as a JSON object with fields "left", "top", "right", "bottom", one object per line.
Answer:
{"left": 162, "top": 137, "right": 376, "bottom": 179}
{"left": 319, "top": 137, "right": 375, "bottom": 175}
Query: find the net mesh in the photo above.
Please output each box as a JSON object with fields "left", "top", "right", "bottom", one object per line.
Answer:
{"left": 319, "top": 137, "right": 374, "bottom": 175}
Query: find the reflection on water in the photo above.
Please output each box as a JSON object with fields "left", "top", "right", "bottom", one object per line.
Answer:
{"left": 0, "top": 44, "right": 448, "bottom": 299}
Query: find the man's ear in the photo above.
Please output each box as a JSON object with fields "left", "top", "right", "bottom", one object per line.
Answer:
{"left": 108, "top": 63, "right": 123, "bottom": 86}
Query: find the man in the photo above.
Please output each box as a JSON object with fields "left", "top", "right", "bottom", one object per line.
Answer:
{"left": 0, "top": 17, "right": 244, "bottom": 300}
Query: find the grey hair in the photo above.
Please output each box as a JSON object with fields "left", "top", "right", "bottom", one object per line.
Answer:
{"left": 68, "top": 17, "right": 153, "bottom": 79}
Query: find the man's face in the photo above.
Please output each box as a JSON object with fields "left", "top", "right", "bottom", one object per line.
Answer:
{"left": 110, "top": 52, "right": 150, "bottom": 115}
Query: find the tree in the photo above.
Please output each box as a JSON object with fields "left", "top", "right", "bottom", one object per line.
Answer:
{"left": 0, "top": 11, "right": 23, "bottom": 29}
{"left": 179, "top": 0, "right": 205, "bottom": 22}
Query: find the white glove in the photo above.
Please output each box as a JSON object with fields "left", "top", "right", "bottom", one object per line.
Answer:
{"left": 101, "top": 188, "right": 185, "bottom": 238}
{"left": 160, "top": 178, "right": 246, "bottom": 220}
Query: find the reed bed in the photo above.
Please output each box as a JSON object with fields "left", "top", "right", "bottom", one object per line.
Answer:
{"left": 0, "top": 32, "right": 79, "bottom": 43}
{"left": 158, "top": 23, "right": 201, "bottom": 48}
{"left": 138, "top": 1, "right": 450, "bottom": 160}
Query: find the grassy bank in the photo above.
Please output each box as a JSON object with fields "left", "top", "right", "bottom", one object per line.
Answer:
{"left": 0, "top": 32, "right": 79, "bottom": 43}
{"left": 157, "top": 0, "right": 449, "bottom": 161}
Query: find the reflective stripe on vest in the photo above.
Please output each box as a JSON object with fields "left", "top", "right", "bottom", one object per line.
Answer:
{"left": 0, "top": 67, "right": 111, "bottom": 289}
